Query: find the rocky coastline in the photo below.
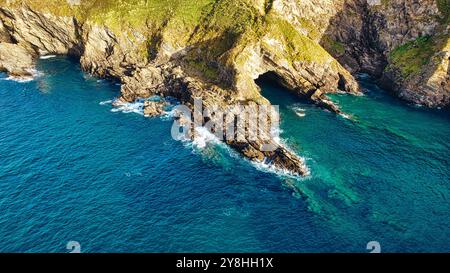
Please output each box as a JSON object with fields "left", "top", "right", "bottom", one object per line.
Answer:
{"left": 0, "top": 0, "right": 448, "bottom": 175}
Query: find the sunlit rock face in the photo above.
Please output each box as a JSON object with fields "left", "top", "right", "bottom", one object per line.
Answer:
{"left": 0, "top": 0, "right": 447, "bottom": 173}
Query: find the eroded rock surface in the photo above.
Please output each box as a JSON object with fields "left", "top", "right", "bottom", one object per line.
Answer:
{"left": 0, "top": 0, "right": 447, "bottom": 175}
{"left": 0, "top": 42, "right": 34, "bottom": 76}
{"left": 321, "top": 0, "right": 449, "bottom": 107}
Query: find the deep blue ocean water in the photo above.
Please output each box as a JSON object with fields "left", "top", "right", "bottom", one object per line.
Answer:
{"left": 0, "top": 57, "right": 448, "bottom": 252}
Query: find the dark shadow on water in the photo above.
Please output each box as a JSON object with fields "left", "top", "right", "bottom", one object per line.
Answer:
{"left": 36, "top": 56, "right": 122, "bottom": 90}
{"left": 356, "top": 73, "right": 450, "bottom": 119}
{"left": 255, "top": 72, "right": 313, "bottom": 107}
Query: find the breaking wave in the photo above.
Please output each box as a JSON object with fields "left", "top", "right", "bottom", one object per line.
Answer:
{"left": 291, "top": 105, "right": 306, "bottom": 118}
{"left": 99, "top": 100, "right": 113, "bottom": 105}
{"left": 191, "top": 126, "right": 222, "bottom": 149}
{"left": 250, "top": 156, "right": 310, "bottom": 179}
{"left": 110, "top": 100, "right": 145, "bottom": 115}
{"left": 39, "top": 55, "right": 57, "bottom": 60}
{"left": 2, "top": 69, "right": 43, "bottom": 83}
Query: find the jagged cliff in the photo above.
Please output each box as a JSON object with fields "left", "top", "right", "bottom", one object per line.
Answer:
{"left": 0, "top": 0, "right": 448, "bottom": 175}
{"left": 322, "top": 0, "right": 449, "bottom": 107}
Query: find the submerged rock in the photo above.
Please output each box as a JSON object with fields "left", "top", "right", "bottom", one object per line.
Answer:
{"left": 229, "top": 141, "right": 309, "bottom": 176}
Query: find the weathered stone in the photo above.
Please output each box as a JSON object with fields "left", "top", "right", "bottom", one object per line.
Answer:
{"left": 0, "top": 42, "right": 34, "bottom": 76}
{"left": 120, "top": 66, "right": 165, "bottom": 102}
{"left": 143, "top": 100, "right": 166, "bottom": 117}
{"left": 0, "top": 6, "right": 82, "bottom": 55}
{"left": 321, "top": 0, "right": 449, "bottom": 107}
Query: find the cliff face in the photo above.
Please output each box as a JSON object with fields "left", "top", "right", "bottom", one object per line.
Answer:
{"left": 373, "top": 0, "right": 449, "bottom": 107}
{"left": 322, "top": 0, "right": 449, "bottom": 107}
{"left": 0, "top": 5, "right": 81, "bottom": 75}
{"left": 2, "top": 0, "right": 352, "bottom": 175}
{"left": 0, "top": 0, "right": 361, "bottom": 98}
{"left": 0, "top": 0, "right": 447, "bottom": 174}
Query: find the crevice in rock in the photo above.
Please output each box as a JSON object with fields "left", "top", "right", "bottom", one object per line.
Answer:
{"left": 254, "top": 71, "right": 350, "bottom": 118}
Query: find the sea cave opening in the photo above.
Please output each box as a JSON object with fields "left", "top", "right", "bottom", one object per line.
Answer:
{"left": 255, "top": 71, "right": 312, "bottom": 107}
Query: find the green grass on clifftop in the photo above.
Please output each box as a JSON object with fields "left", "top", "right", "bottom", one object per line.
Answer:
{"left": 1, "top": 0, "right": 345, "bottom": 86}
{"left": 436, "top": 0, "right": 450, "bottom": 24}
{"left": 265, "top": 16, "right": 332, "bottom": 65}
{"left": 388, "top": 35, "right": 435, "bottom": 79}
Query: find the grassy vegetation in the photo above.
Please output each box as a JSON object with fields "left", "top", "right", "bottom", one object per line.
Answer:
{"left": 0, "top": 0, "right": 81, "bottom": 17}
{"left": 187, "top": 59, "right": 219, "bottom": 80}
{"left": 436, "top": 0, "right": 450, "bottom": 24}
{"left": 297, "top": 18, "right": 321, "bottom": 41}
{"left": 381, "top": 0, "right": 390, "bottom": 7}
{"left": 265, "top": 15, "right": 332, "bottom": 65}
{"left": 376, "top": 0, "right": 448, "bottom": 24}
{"left": 321, "top": 35, "right": 346, "bottom": 56}
{"left": 1, "top": 0, "right": 343, "bottom": 83}
{"left": 1, "top": 0, "right": 215, "bottom": 32}
{"left": 388, "top": 35, "right": 435, "bottom": 78}
{"left": 180, "top": 0, "right": 262, "bottom": 82}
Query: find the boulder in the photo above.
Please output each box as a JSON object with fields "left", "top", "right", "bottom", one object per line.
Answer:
{"left": 143, "top": 101, "right": 166, "bottom": 117}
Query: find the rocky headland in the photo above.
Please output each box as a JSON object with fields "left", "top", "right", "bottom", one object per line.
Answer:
{"left": 0, "top": 0, "right": 448, "bottom": 175}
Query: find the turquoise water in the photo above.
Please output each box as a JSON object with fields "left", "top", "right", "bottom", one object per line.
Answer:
{"left": 0, "top": 57, "right": 448, "bottom": 252}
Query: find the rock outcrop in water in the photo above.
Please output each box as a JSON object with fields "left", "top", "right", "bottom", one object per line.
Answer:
{"left": 0, "top": 42, "right": 34, "bottom": 76}
{"left": 0, "top": 0, "right": 448, "bottom": 174}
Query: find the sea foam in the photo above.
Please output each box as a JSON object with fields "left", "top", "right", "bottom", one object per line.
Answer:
{"left": 2, "top": 69, "right": 43, "bottom": 83}
{"left": 192, "top": 126, "right": 221, "bottom": 149}
{"left": 39, "top": 55, "right": 57, "bottom": 60}
{"left": 110, "top": 100, "right": 145, "bottom": 115}
{"left": 250, "top": 156, "right": 311, "bottom": 179}
{"left": 291, "top": 105, "right": 306, "bottom": 118}
{"left": 99, "top": 100, "right": 113, "bottom": 105}
{"left": 4, "top": 75, "right": 34, "bottom": 83}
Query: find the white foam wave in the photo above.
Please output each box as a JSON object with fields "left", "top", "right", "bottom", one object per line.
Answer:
{"left": 339, "top": 113, "right": 353, "bottom": 120}
{"left": 160, "top": 106, "right": 182, "bottom": 121}
{"left": 192, "top": 127, "right": 221, "bottom": 149}
{"left": 250, "top": 157, "right": 311, "bottom": 179}
{"left": 2, "top": 68, "right": 43, "bottom": 83}
{"left": 4, "top": 75, "right": 34, "bottom": 83}
{"left": 110, "top": 99, "right": 145, "bottom": 115}
{"left": 290, "top": 105, "right": 306, "bottom": 118}
{"left": 99, "top": 100, "right": 113, "bottom": 105}
{"left": 271, "top": 127, "right": 283, "bottom": 145}
{"left": 104, "top": 96, "right": 176, "bottom": 118}
{"left": 40, "top": 55, "right": 56, "bottom": 60}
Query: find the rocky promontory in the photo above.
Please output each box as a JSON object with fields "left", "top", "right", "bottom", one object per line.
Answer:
{"left": 0, "top": 0, "right": 448, "bottom": 175}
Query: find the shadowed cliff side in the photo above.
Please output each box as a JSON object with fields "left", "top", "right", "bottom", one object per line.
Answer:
{"left": 320, "top": 0, "right": 449, "bottom": 108}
